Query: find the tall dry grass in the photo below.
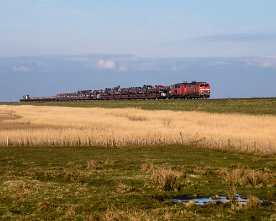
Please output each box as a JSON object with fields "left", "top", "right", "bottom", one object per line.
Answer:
{"left": 219, "top": 167, "right": 275, "bottom": 188}
{"left": 141, "top": 163, "right": 182, "bottom": 191}
{"left": 0, "top": 105, "right": 276, "bottom": 154}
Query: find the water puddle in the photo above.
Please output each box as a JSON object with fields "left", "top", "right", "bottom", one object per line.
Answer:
{"left": 173, "top": 194, "right": 249, "bottom": 206}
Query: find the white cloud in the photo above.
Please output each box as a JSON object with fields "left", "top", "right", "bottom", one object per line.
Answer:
{"left": 245, "top": 57, "right": 276, "bottom": 68}
{"left": 96, "top": 60, "right": 116, "bottom": 70}
{"left": 260, "top": 62, "right": 275, "bottom": 68}
{"left": 171, "top": 63, "right": 188, "bottom": 71}
{"left": 206, "top": 60, "right": 228, "bottom": 66}
{"left": 118, "top": 65, "right": 127, "bottom": 72}
{"left": 19, "top": 60, "right": 43, "bottom": 66}
{"left": 196, "top": 33, "right": 276, "bottom": 42}
{"left": 12, "top": 66, "right": 29, "bottom": 72}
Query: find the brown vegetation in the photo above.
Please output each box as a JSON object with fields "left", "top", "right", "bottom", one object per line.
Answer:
{"left": 142, "top": 163, "right": 182, "bottom": 191}
{"left": 87, "top": 160, "right": 97, "bottom": 171}
{"left": 247, "top": 195, "right": 261, "bottom": 209}
{"left": 0, "top": 105, "right": 276, "bottom": 154}
{"left": 219, "top": 167, "right": 276, "bottom": 188}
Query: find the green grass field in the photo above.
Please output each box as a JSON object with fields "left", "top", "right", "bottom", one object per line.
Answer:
{"left": 5, "top": 98, "right": 276, "bottom": 115}
{"left": 1, "top": 98, "right": 275, "bottom": 220}
{"left": 0, "top": 145, "right": 275, "bottom": 220}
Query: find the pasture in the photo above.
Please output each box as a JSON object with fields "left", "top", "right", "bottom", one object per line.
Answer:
{"left": 0, "top": 99, "right": 275, "bottom": 220}
{"left": 0, "top": 146, "right": 275, "bottom": 220}
{"left": 8, "top": 98, "right": 276, "bottom": 115}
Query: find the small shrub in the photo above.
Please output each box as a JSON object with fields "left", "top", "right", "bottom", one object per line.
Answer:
{"left": 270, "top": 214, "right": 276, "bottom": 221}
{"left": 247, "top": 195, "right": 260, "bottom": 209}
{"left": 227, "top": 185, "right": 237, "bottom": 201}
{"left": 142, "top": 163, "right": 182, "bottom": 191}
{"left": 116, "top": 182, "right": 138, "bottom": 193}
{"left": 151, "top": 165, "right": 181, "bottom": 191}
{"left": 219, "top": 167, "right": 275, "bottom": 188}
{"left": 87, "top": 160, "right": 97, "bottom": 171}
{"left": 185, "top": 200, "right": 196, "bottom": 208}
{"left": 63, "top": 169, "right": 82, "bottom": 181}
{"left": 141, "top": 162, "right": 155, "bottom": 173}
{"left": 230, "top": 202, "right": 243, "bottom": 212}
{"left": 2, "top": 179, "right": 40, "bottom": 195}
{"left": 101, "top": 207, "right": 155, "bottom": 221}
{"left": 37, "top": 202, "right": 52, "bottom": 212}
{"left": 66, "top": 206, "right": 76, "bottom": 218}
{"left": 104, "top": 159, "right": 115, "bottom": 166}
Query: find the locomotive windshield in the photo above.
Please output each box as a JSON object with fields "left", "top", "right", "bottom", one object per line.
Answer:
{"left": 200, "top": 83, "right": 209, "bottom": 87}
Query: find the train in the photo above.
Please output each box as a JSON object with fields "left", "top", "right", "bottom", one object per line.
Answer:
{"left": 20, "top": 81, "right": 211, "bottom": 102}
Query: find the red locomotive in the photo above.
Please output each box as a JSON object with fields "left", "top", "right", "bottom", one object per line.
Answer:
{"left": 170, "top": 81, "right": 210, "bottom": 99}
{"left": 20, "top": 81, "right": 210, "bottom": 102}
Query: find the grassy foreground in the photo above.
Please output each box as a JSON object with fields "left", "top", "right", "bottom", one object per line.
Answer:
{"left": 0, "top": 145, "right": 275, "bottom": 220}
{"left": 6, "top": 98, "right": 276, "bottom": 115}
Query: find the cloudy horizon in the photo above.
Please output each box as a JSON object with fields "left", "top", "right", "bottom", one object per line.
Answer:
{"left": 1, "top": 54, "right": 276, "bottom": 101}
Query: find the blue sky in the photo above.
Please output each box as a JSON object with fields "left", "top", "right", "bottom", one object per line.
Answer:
{"left": 1, "top": 0, "right": 276, "bottom": 57}
{"left": 0, "top": 1, "right": 276, "bottom": 101}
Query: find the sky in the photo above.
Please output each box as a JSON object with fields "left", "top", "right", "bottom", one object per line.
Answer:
{"left": 0, "top": 1, "right": 276, "bottom": 101}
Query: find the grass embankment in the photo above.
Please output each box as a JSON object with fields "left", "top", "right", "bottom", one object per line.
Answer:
{"left": 0, "top": 146, "right": 275, "bottom": 220}
{"left": 7, "top": 98, "right": 276, "bottom": 115}
{"left": 1, "top": 105, "right": 276, "bottom": 154}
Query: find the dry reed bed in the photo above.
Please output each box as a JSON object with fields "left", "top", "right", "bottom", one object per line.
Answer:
{"left": 0, "top": 105, "right": 276, "bottom": 154}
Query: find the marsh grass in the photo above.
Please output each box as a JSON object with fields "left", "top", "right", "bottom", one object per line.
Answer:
{"left": 0, "top": 146, "right": 275, "bottom": 220}
{"left": 87, "top": 160, "right": 97, "bottom": 171}
{"left": 37, "top": 202, "right": 53, "bottom": 212}
{"left": 65, "top": 206, "right": 76, "bottom": 218}
{"left": 1, "top": 105, "right": 276, "bottom": 155}
{"left": 90, "top": 206, "right": 201, "bottom": 221}
{"left": 247, "top": 195, "right": 261, "bottom": 209}
{"left": 152, "top": 166, "right": 181, "bottom": 191}
{"left": 99, "top": 207, "right": 156, "bottom": 221}
{"left": 220, "top": 167, "right": 275, "bottom": 211}
{"left": 141, "top": 162, "right": 155, "bottom": 173}
{"left": 104, "top": 159, "right": 115, "bottom": 166}
{"left": 219, "top": 167, "right": 276, "bottom": 188}
{"left": 142, "top": 163, "right": 182, "bottom": 191}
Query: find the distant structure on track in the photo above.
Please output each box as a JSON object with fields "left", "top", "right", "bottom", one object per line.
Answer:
{"left": 20, "top": 81, "right": 211, "bottom": 102}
